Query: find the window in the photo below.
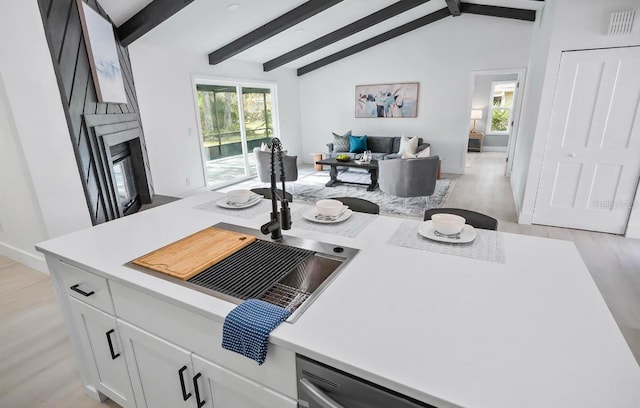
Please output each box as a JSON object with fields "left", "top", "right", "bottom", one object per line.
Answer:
{"left": 487, "top": 81, "right": 517, "bottom": 134}
{"left": 194, "top": 80, "right": 277, "bottom": 187}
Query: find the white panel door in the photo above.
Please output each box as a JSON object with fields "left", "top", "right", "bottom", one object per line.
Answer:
{"left": 533, "top": 46, "right": 640, "bottom": 233}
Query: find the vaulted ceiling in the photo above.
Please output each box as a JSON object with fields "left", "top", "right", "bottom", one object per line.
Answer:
{"left": 99, "top": 0, "right": 544, "bottom": 76}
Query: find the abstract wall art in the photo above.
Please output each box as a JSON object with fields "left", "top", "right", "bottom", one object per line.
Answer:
{"left": 355, "top": 82, "right": 418, "bottom": 118}
{"left": 77, "top": 0, "right": 128, "bottom": 104}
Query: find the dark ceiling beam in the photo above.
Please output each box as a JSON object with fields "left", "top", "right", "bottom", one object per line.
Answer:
{"left": 445, "top": 0, "right": 461, "bottom": 16}
{"left": 117, "top": 0, "right": 196, "bottom": 47}
{"left": 208, "top": 0, "right": 343, "bottom": 65}
{"left": 263, "top": 0, "right": 432, "bottom": 72}
{"left": 460, "top": 3, "right": 537, "bottom": 22}
{"left": 297, "top": 7, "right": 450, "bottom": 76}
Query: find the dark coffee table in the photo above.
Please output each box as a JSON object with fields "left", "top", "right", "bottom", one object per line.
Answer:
{"left": 315, "top": 158, "right": 379, "bottom": 191}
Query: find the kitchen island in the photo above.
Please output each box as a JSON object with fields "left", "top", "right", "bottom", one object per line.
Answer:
{"left": 36, "top": 191, "right": 640, "bottom": 408}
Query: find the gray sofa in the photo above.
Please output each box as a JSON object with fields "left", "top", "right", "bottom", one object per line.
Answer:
{"left": 326, "top": 135, "right": 430, "bottom": 160}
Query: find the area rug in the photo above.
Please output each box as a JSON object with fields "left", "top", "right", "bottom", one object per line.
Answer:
{"left": 222, "top": 169, "right": 457, "bottom": 219}
{"left": 239, "top": 168, "right": 451, "bottom": 219}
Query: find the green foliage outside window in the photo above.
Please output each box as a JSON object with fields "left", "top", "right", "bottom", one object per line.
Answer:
{"left": 196, "top": 88, "right": 273, "bottom": 147}
{"left": 491, "top": 109, "right": 510, "bottom": 132}
{"left": 197, "top": 90, "right": 240, "bottom": 144}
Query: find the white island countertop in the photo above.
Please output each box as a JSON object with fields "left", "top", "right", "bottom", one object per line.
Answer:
{"left": 36, "top": 191, "right": 640, "bottom": 408}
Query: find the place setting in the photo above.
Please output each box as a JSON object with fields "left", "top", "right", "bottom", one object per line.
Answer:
{"left": 294, "top": 199, "right": 374, "bottom": 238}
{"left": 418, "top": 214, "right": 477, "bottom": 243}
{"left": 388, "top": 214, "right": 505, "bottom": 263}
{"left": 193, "top": 189, "right": 270, "bottom": 217}
{"left": 215, "top": 189, "right": 262, "bottom": 209}
{"left": 302, "top": 199, "right": 353, "bottom": 224}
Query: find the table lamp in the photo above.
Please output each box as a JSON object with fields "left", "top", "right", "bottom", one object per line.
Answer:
{"left": 470, "top": 109, "right": 482, "bottom": 133}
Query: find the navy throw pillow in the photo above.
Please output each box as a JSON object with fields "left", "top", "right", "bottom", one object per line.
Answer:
{"left": 349, "top": 135, "right": 367, "bottom": 153}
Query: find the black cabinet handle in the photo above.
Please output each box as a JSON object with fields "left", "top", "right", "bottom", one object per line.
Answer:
{"left": 70, "top": 284, "right": 94, "bottom": 297}
{"left": 178, "top": 366, "right": 191, "bottom": 401}
{"left": 105, "top": 329, "right": 120, "bottom": 359}
{"left": 193, "top": 372, "right": 206, "bottom": 407}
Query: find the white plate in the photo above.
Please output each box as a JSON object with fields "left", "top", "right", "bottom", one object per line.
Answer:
{"left": 302, "top": 206, "right": 352, "bottom": 224}
{"left": 418, "top": 220, "right": 476, "bottom": 243}
{"left": 216, "top": 193, "right": 262, "bottom": 209}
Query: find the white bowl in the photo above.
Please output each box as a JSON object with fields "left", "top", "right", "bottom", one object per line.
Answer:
{"left": 431, "top": 213, "right": 466, "bottom": 235}
{"left": 316, "top": 199, "right": 344, "bottom": 217}
{"left": 226, "top": 189, "right": 252, "bottom": 204}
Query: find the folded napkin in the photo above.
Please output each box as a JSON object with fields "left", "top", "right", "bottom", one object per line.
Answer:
{"left": 221, "top": 299, "right": 291, "bottom": 365}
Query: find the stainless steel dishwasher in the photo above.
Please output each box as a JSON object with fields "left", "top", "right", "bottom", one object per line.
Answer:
{"left": 296, "top": 355, "right": 437, "bottom": 408}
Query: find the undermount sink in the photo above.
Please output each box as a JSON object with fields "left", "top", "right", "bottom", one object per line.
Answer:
{"left": 129, "top": 222, "right": 359, "bottom": 322}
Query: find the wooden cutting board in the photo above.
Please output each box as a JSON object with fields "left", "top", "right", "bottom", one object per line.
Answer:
{"left": 132, "top": 227, "right": 256, "bottom": 280}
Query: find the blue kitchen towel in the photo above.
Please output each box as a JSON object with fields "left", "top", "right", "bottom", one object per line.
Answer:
{"left": 222, "top": 299, "right": 291, "bottom": 365}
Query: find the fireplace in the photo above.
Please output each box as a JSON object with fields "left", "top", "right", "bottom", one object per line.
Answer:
{"left": 110, "top": 141, "right": 140, "bottom": 215}
{"left": 83, "top": 113, "right": 152, "bottom": 223}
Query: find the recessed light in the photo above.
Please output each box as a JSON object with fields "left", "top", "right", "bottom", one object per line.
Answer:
{"left": 227, "top": 4, "right": 239, "bottom": 11}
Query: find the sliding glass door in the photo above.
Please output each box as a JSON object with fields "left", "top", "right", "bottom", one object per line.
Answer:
{"left": 195, "top": 81, "right": 276, "bottom": 187}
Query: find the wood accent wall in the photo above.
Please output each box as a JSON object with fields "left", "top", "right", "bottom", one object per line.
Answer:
{"left": 36, "top": 0, "right": 153, "bottom": 225}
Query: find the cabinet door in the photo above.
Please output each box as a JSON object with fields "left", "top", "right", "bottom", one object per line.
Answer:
{"left": 68, "top": 298, "right": 134, "bottom": 407}
{"left": 118, "top": 320, "right": 196, "bottom": 408}
{"left": 191, "top": 354, "right": 297, "bottom": 408}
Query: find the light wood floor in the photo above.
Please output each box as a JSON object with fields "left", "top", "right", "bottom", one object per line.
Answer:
{"left": 0, "top": 257, "right": 119, "bottom": 408}
{"left": 445, "top": 152, "right": 519, "bottom": 223}
{"left": 1, "top": 152, "right": 638, "bottom": 407}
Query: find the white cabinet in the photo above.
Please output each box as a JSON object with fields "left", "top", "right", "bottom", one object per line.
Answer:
{"left": 46, "top": 256, "right": 297, "bottom": 408}
{"left": 110, "top": 281, "right": 298, "bottom": 399}
{"left": 118, "top": 320, "right": 197, "bottom": 408}
{"left": 192, "top": 354, "right": 297, "bottom": 408}
{"left": 68, "top": 298, "right": 134, "bottom": 407}
{"left": 119, "top": 320, "right": 297, "bottom": 408}
{"left": 59, "top": 260, "right": 115, "bottom": 314}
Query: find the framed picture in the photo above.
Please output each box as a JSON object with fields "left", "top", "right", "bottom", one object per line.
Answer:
{"left": 355, "top": 82, "right": 418, "bottom": 118}
{"left": 77, "top": 0, "right": 128, "bottom": 104}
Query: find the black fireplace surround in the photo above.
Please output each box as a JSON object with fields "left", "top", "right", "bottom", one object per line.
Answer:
{"left": 83, "top": 113, "right": 152, "bottom": 222}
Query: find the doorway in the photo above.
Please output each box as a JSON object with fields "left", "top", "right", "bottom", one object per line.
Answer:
{"left": 467, "top": 68, "right": 526, "bottom": 177}
{"left": 193, "top": 79, "right": 278, "bottom": 189}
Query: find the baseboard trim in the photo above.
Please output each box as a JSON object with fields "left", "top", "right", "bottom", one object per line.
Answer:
{"left": 481, "top": 146, "right": 508, "bottom": 152}
{"left": 0, "top": 242, "right": 48, "bottom": 274}
{"left": 442, "top": 165, "right": 465, "bottom": 175}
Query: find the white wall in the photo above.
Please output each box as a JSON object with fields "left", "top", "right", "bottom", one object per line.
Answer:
{"left": 0, "top": 0, "right": 92, "bottom": 272}
{"left": 0, "top": 72, "right": 48, "bottom": 271}
{"left": 509, "top": 1, "right": 556, "bottom": 218}
{"left": 512, "top": 0, "right": 640, "bottom": 227}
{"left": 299, "top": 14, "right": 533, "bottom": 174}
{"left": 128, "top": 43, "right": 302, "bottom": 197}
{"left": 471, "top": 73, "right": 518, "bottom": 148}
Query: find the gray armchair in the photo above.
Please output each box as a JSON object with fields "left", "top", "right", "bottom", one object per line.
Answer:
{"left": 253, "top": 148, "right": 298, "bottom": 183}
{"left": 378, "top": 155, "right": 440, "bottom": 198}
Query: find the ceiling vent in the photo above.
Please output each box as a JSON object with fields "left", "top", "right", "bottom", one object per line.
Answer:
{"left": 607, "top": 10, "right": 639, "bottom": 35}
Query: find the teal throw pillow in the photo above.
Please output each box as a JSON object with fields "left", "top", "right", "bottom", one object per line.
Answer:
{"left": 349, "top": 135, "right": 367, "bottom": 153}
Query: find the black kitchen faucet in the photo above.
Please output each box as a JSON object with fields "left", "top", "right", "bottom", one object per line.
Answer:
{"left": 260, "top": 138, "right": 291, "bottom": 240}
